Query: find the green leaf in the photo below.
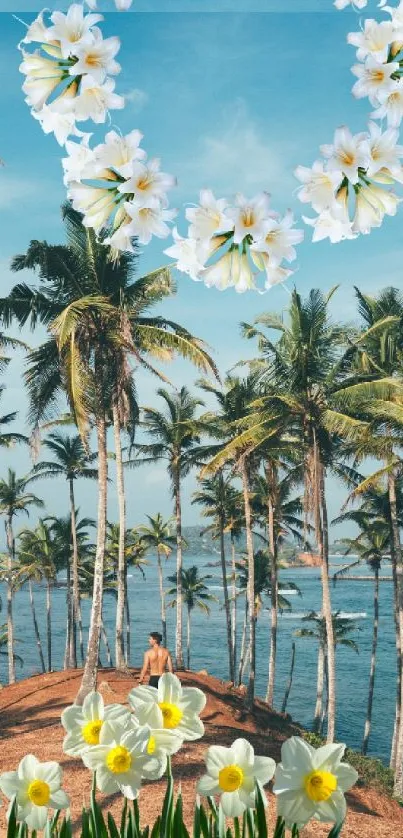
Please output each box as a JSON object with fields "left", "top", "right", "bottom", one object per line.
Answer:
{"left": 327, "top": 822, "right": 345, "bottom": 838}
{"left": 7, "top": 798, "right": 18, "bottom": 838}
{"left": 254, "top": 783, "right": 268, "bottom": 838}
{"left": 272, "top": 816, "right": 286, "bottom": 838}
{"left": 160, "top": 774, "right": 174, "bottom": 838}
{"left": 107, "top": 812, "right": 120, "bottom": 838}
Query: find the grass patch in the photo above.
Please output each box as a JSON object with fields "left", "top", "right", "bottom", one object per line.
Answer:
{"left": 302, "top": 731, "right": 394, "bottom": 796}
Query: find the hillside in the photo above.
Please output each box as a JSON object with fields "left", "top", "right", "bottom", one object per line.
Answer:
{"left": 0, "top": 669, "right": 402, "bottom": 837}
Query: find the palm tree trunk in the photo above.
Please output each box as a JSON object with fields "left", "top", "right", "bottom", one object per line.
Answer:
{"left": 64, "top": 559, "right": 73, "bottom": 670}
{"left": 238, "top": 593, "right": 248, "bottom": 686}
{"left": 112, "top": 403, "right": 126, "bottom": 671}
{"left": 388, "top": 470, "right": 403, "bottom": 796}
{"left": 363, "top": 565, "right": 379, "bottom": 755}
{"left": 389, "top": 491, "right": 402, "bottom": 772}
{"left": 281, "top": 641, "right": 296, "bottom": 714}
{"left": 187, "top": 606, "right": 191, "bottom": 670}
{"left": 231, "top": 534, "right": 237, "bottom": 679}
{"left": 218, "top": 473, "right": 234, "bottom": 683}
{"left": 266, "top": 463, "right": 278, "bottom": 706}
{"left": 75, "top": 410, "right": 108, "bottom": 704}
{"left": 125, "top": 580, "right": 131, "bottom": 666}
{"left": 174, "top": 466, "right": 184, "bottom": 669}
{"left": 29, "top": 579, "right": 46, "bottom": 674}
{"left": 69, "top": 478, "right": 79, "bottom": 668}
{"left": 5, "top": 516, "right": 15, "bottom": 685}
{"left": 241, "top": 457, "right": 255, "bottom": 711}
{"left": 156, "top": 549, "right": 167, "bottom": 648}
{"left": 101, "top": 617, "right": 113, "bottom": 667}
{"left": 318, "top": 455, "right": 336, "bottom": 743}
{"left": 77, "top": 596, "right": 85, "bottom": 665}
{"left": 313, "top": 639, "right": 325, "bottom": 733}
{"left": 46, "top": 580, "right": 52, "bottom": 673}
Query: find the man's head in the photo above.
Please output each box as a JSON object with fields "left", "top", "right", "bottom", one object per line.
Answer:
{"left": 149, "top": 631, "right": 162, "bottom": 647}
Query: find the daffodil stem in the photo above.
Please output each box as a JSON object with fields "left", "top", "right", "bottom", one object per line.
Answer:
{"left": 166, "top": 755, "right": 172, "bottom": 779}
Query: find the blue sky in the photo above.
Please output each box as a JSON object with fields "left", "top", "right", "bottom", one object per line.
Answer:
{"left": 0, "top": 0, "right": 401, "bottom": 539}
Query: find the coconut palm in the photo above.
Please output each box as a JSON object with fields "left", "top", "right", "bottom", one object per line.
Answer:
{"left": 136, "top": 514, "right": 176, "bottom": 647}
{"left": 131, "top": 387, "right": 205, "bottom": 668}
{"left": 192, "top": 474, "right": 242, "bottom": 683}
{"left": 240, "top": 288, "right": 373, "bottom": 740}
{"left": 3, "top": 205, "right": 216, "bottom": 700}
{"left": 0, "top": 623, "right": 23, "bottom": 682}
{"left": 29, "top": 432, "right": 97, "bottom": 667}
{"left": 0, "top": 470, "right": 43, "bottom": 683}
{"left": 106, "top": 523, "right": 149, "bottom": 665}
{"left": 334, "top": 518, "right": 389, "bottom": 754}
{"left": 16, "top": 520, "right": 59, "bottom": 672}
{"left": 0, "top": 386, "right": 28, "bottom": 450}
{"left": 167, "top": 566, "right": 217, "bottom": 669}
{"left": 294, "top": 611, "right": 361, "bottom": 735}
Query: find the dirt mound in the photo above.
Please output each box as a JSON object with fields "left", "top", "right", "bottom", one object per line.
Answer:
{"left": 0, "top": 669, "right": 402, "bottom": 837}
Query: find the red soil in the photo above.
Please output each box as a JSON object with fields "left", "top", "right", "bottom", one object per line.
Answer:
{"left": 0, "top": 669, "right": 402, "bottom": 837}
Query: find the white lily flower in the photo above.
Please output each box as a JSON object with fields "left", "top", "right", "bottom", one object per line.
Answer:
{"left": 335, "top": 0, "right": 368, "bottom": 9}
{"left": 104, "top": 222, "right": 137, "bottom": 254}
{"left": 19, "top": 51, "right": 64, "bottom": 81}
{"left": 197, "top": 738, "right": 275, "bottom": 818}
{"left": 201, "top": 249, "right": 240, "bottom": 291}
{"left": 366, "top": 121, "right": 403, "bottom": 177}
{"left": 32, "top": 103, "right": 78, "bottom": 146}
{"left": 303, "top": 205, "right": 355, "bottom": 244}
{"left": 72, "top": 32, "right": 121, "bottom": 83}
{"left": 62, "top": 136, "right": 96, "bottom": 183}
{"left": 381, "top": 0, "right": 403, "bottom": 29}
{"left": 94, "top": 129, "right": 146, "bottom": 178}
{"left": 164, "top": 228, "right": 207, "bottom": 281}
{"left": 354, "top": 182, "right": 401, "bottom": 234}
{"left": 226, "top": 192, "right": 272, "bottom": 244}
{"left": 273, "top": 736, "right": 358, "bottom": 828}
{"left": 118, "top": 158, "right": 176, "bottom": 203}
{"left": 294, "top": 161, "right": 343, "bottom": 212}
{"left": 234, "top": 252, "right": 257, "bottom": 293}
{"left": 347, "top": 20, "right": 395, "bottom": 62}
{"left": 264, "top": 262, "right": 294, "bottom": 289}
{"left": 251, "top": 211, "right": 304, "bottom": 265}
{"left": 0, "top": 755, "right": 69, "bottom": 831}
{"left": 351, "top": 57, "right": 398, "bottom": 102}
{"left": 22, "top": 73, "right": 64, "bottom": 111}
{"left": 124, "top": 200, "right": 176, "bottom": 245}
{"left": 115, "top": 0, "right": 134, "bottom": 8}
{"left": 47, "top": 4, "right": 103, "bottom": 60}
{"left": 68, "top": 182, "right": 117, "bottom": 232}
{"left": 186, "top": 190, "right": 233, "bottom": 241}
{"left": 72, "top": 75, "right": 125, "bottom": 123}
{"left": 82, "top": 720, "right": 163, "bottom": 799}
{"left": 372, "top": 82, "right": 403, "bottom": 126}
{"left": 22, "top": 12, "right": 50, "bottom": 45}
{"left": 128, "top": 672, "right": 206, "bottom": 741}
{"left": 320, "top": 126, "right": 370, "bottom": 184}
{"left": 61, "top": 690, "right": 131, "bottom": 756}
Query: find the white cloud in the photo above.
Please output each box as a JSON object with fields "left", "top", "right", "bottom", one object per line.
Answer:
{"left": 177, "top": 98, "right": 297, "bottom": 201}
{"left": 123, "top": 88, "right": 149, "bottom": 113}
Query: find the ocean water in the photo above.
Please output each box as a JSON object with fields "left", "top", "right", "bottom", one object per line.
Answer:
{"left": 0, "top": 555, "right": 396, "bottom": 764}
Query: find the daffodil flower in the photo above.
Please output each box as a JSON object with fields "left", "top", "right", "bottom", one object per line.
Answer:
{"left": 81, "top": 719, "right": 165, "bottom": 798}
{"left": 0, "top": 755, "right": 69, "bottom": 831}
{"left": 128, "top": 672, "right": 206, "bottom": 741}
{"left": 61, "top": 689, "right": 131, "bottom": 756}
{"left": 197, "top": 738, "right": 275, "bottom": 818}
{"left": 273, "top": 736, "right": 358, "bottom": 828}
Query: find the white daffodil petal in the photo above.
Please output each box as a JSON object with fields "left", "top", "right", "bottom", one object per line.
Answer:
{"left": 96, "top": 765, "right": 119, "bottom": 794}
{"left": 50, "top": 789, "right": 70, "bottom": 809}
{"left": 273, "top": 766, "right": 304, "bottom": 793}
{"left": 220, "top": 791, "right": 245, "bottom": 818}
{"left": 61, "top": 706, "right": 83, "bottom": 729}
{"left": 280, "top": 737, "right": 314, "bottom": 771}
{"left": 206, "top": 746, "right": 234, "bottom": 776}
{"left": 197, "top": 774, "right": 221, "bottom": 796}
{"left": 0, "top": 771, "right": 19, "bottom": 798}
{"left": 313, "top": 789, "right": 346, "bottom": 824}
{"left": 177, "top": 714, "right": 205, "bottom": 741}
{"left": 82, "top": 746, "right": 110, "bottom": 770}
{"left": 231, "top": 738, "right": 255, "bottom": 770}
{"left": 151, "top": 729, "right": 183, "bottom": 755}
{"left": 18, "top": 755, "right": 40, "bottom": 781}
{"left": 276, "top": 788, "right": 315, "bottom": 825}
{"left": 335, "top": 764, "right": 359, "bottom": 792}
{"left": 158, "top": 673, "right": 182, "bottom": 705}
{"left": 313, "top": 743, "right": 345, "bottom": 771}
{"left": 251, "top": 756, "right": 276, "bottom": 784}
{"left": 179, "top": 687, "right": 207, "bottom": 715}
{"left": 25, "top": 804, "right": 49, "bottom": 831}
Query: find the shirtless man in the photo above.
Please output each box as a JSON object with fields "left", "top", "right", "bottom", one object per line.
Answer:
{"left": 138, "top": 632, "right": 173, "bottom": 687}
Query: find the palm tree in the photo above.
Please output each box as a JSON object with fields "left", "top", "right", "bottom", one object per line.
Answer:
{"left": 0, "top": 470, "right": 43, "bottom": 683}
{"left": 0, "top": 623, "right": 23, "bottom": 682}
{"left": 0, "top": 386, "right": 28, "bottom": 450}
{"left": 192, "top": 474, "right": 242, "bottom": 683}
{"left": 294, "top": 611, "right": 361, "bottom": 735}
{"left": 106, "top": 523, "right": 149, "bottom": 665}
{"left": 3, "top": 205, "right": 216, "bottom": 701}
{"left": 131, "top": 387, "right": 205, "bottom": 668}
{"left": 136, "top": 514, "right": 176, "bottom": 647}
{"left": 16, "top": 520, "right": 59, "bottom": 672}
{"left": 240, "top": 289, "right": 371, "bottom": 740}
{"left": 167, "top": 566, "right": 217, "bottom": 669}
{"left": 334, "top": 518, "right": 389, "bottom": 754}
{"left": 30, "top": 432, "right": 97, "bottom": 667}
{"left": 48, "top": 512, "right": 95, "bottom": 665}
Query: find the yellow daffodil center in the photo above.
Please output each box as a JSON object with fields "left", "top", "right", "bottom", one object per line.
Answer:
{"left": 106, "top": 745, "right": 132, "bottom": 774}
{"left": 82, "top": 719, "right": 103, "bottom": 745}
{"left": 27, "top": 779, "right": 50, "bottom": 806}
{"left": 218, "top": 764, "right": 244, "bottom": 792}
{"left": 147, "top": 735, "right": 156, "bottom": 755}
{"left": 158, "top": 702, "right": 183, "bottom": 729}
{"left": 304, "top": 770, "right": 337, "bottom": 802}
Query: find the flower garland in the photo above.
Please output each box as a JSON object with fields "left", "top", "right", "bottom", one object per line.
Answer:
{"left": 16, "top": 1, "right": 403, "bottom": 290}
